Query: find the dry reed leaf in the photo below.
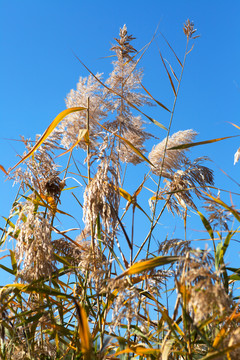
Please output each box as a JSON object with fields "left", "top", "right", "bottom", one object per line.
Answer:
{"left": 118, "top": 187, "right": 132, "bottom": 202}
{"left": 164, "top": 58, "right": 179, "bottom": 82}
{"left": 161, "top": 32, "right": 183, "bottom": 67}
{"left": 131, "top": 347, "right": 160, "bottom": 356}
{"left": 0, "top": 164, "right": 8, "bottom": 175}
{"left": 212, "top": 310, "right": 240, "bottom": 348}
{"left": 140, "top": 82, "right": 171, "bottom": 112}
{"left": 112, "top": 347, "right": 160, "bottom": 357}
{"left": 158, "top": 48, "right": 177, "bottom": 96}
{"left": 56, "top": 129, "right": 89, "bottom": 158}
{"left": 228, "top": 121, "right": 240, "bottom": 130}
{"left": 116, "top": 255, "right": 180, "bottom": 279}
{"left": 168, "top": 135, "right": 240, "bottom": 150}
{"left": 201, "top": 343, "right": 240, "bottom": 360}
{"left": 74, "top": 300, "right": 92, "bottom": 359}
{"left": 10, "top": 107, "right": 87, "bottom": 171}
{"left": 22, "top": 194, "right": 72, "bottom": 217}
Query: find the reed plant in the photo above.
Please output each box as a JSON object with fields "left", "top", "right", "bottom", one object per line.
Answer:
{"left": 0, "top": 20, "right": 240, "bottom": 360}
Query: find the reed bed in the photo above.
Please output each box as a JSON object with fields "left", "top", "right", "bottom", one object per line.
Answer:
{"left": 0, "top": 20, "right": 240, "bottom": 360}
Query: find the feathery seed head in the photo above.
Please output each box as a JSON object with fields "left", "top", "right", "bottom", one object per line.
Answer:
{"left": 56, "top": 74, "right": 108, "bottom": 152}
{"left": 164, "top": 157, "right": 214, "bottom": 214}
{"left": 14, "top": 202, "right": 54, "bottom": 282}
{"left": 111, "top": 24, "right": 137, "bottom": 60}
{"left": 180, "top": 252, "right": 231, "bottom": 324}
{"left": 83, "top": 159, "right": 120, "bottom": 235}
{"left": 149, "top": 129, "right": 197, "bottom": 176}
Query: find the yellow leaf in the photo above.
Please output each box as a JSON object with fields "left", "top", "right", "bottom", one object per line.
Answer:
{"left": 201, "top": 190, "right": 240, "bottom": 223}
{"left": 112, "top": 347, "right": 160, "bottom": 357}
{"left": 56, "top": 129, "right": 89, "bottom": 158}
{"left": 10, "top": 107, "right": 86, "bottom": 171}
{"left": 228, "top": 121, "right": 240, "bottom": 130}
{"left": 116, "top": 255, "right": 180, "bottom": 279}
{"left": 74, "top": 301, "right": 92, "bottom": 359}
{"left": 119, "top": 187, "right": 132, "bottom": 202}
{"left": 0, "top": 164, "right": 8, "bottom": 175}
{"left": 168, "top": 135, "right": 240, "bottom": 150}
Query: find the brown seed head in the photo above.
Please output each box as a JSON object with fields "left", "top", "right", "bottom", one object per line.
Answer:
{"left": 183, "top": 19, "right": 197, "bottom": 39}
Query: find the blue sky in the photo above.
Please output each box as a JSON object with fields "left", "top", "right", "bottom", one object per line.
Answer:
{"left": 1, "top": 0, "right": 240, "bottom": 283}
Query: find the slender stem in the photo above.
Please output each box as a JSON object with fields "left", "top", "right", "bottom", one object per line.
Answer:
{"left": 86, "top": 97, "right": 91, "bottom": 184}
{"left": 146, "top": 38, "right": 190, "bottom": 256}
{"left": 130, "top": 204, "right": 135, "bottom": 265}
{"left": 50, "top": 151, "right": 72, "bottom": 229}
{"left": 86, "top": 97, "right": 104, "bottom": 348}
{"left": 86, "top": 97, "right": 95, "bottom": 252}
{"left": 133, "top": 195, "right": 171, "bottom": 262}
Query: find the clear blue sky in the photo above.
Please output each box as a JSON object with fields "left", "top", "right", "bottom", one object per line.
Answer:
{"left": 1, "top": 0, "right": 240, "bottom": 277}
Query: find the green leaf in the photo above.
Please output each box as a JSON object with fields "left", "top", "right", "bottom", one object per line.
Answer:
{"left": 197, "top": 211, "right": 214, "bottom": 240}
{"left": 3, "top": 283, "right": 75, "bottom": 300}
{"left": 17, "top": 311, "right": 45, "bottom": 328}
{"left": 219, "top": 231, "right": 235, "bottom": 264}
{"left": 2, "top": 217, "right": 15, "bottom": 229}
{"left": 229, "top": 274, "right": 240, "bottom": 281}
{"left": 0, "top": 264, "right": 15, "bottom": 275}
{"left": 9, "top": 250, "right": 18, "bottom": 275}
{"left": 215, "top": 242, "right": 222, "bottom": 270}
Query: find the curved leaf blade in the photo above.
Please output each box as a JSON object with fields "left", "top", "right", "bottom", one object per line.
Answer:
{"left": 158, "top": 48, "right": 176, "bottom": 96}
{"left": 74, "top": 300, "right": 92, "bottom": 359}
{"left": 168, "top": 135, "right": 240, "bottom": 150}
{"left": 201, "top": 190, "right": 240, "bottom": 223}
{"left": 56, "top": 129, "right": 89, "bottom": 158}
{"left": 0, "top": 164, "right": 8, "bottom": 175}
{"left": 197, "top": 211, "right": 214, "bottom": 240}
{"left": 10, "top": 107, "right": 87, "bottom": 171}
{"left": 116, "top": 255, "right": 180, "bottom": 279}
{"left": 140, "top": 83, "right": 171, "bottom": 112}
